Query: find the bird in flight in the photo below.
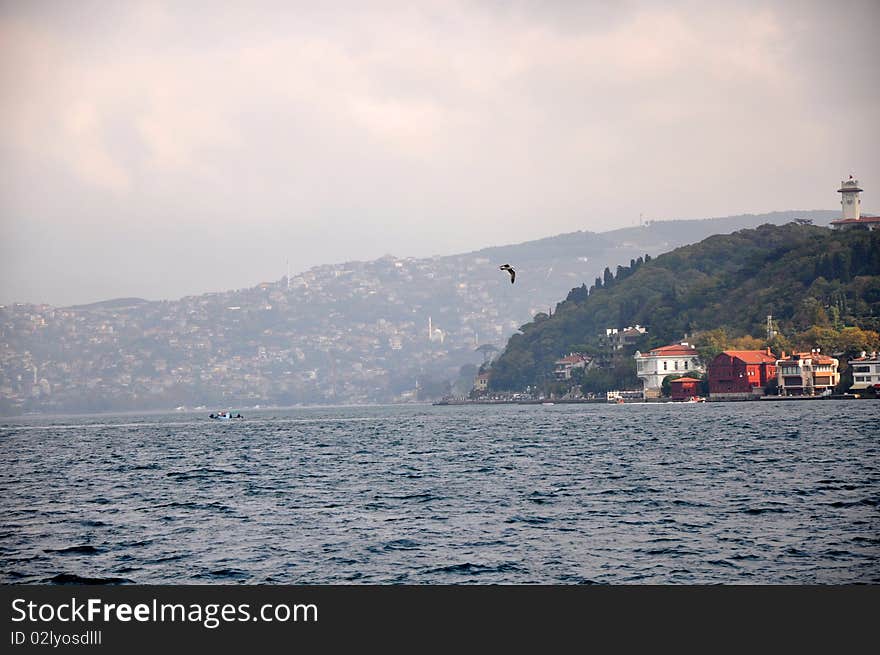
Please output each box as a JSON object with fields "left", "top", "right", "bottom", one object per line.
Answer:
{"left": 499, "top": 263, "right": 516, "bottom": 284}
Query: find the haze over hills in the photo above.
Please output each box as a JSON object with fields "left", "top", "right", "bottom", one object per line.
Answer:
{"left": 0, "top": 210, "right": 842, "bottom": 414}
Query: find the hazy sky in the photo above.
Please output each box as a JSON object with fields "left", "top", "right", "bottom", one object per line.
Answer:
{"left": 2, "top": 0, "right": 878, "bottom": 306}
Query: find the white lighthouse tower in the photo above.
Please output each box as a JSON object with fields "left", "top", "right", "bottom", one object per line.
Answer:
{"left": 838, "top": 174, "right": 862, "bottom": 220}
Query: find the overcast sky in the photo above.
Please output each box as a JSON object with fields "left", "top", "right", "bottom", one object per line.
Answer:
{"left": 1, "top": 0, "right": 878, "bottom": 306}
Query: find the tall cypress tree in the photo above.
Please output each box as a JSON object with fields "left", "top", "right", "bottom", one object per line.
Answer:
{"left": 603, "top": 267, "right": 614, "bottom": 288}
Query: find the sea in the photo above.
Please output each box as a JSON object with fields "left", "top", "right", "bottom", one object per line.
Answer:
{"left": 1, "top": 401, "right": 878, "bottom": 584}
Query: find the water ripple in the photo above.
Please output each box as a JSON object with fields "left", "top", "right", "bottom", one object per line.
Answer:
{"left": 2, "top": 402, "right": 878, "bottom": 583}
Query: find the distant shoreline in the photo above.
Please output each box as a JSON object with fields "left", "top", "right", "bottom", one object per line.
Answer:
{"left": 435, "top": 394, "right": 870, "bottom": 406}
{"left": 3, "top": 394, "right": 873, "bottom": 420}
{"left": 0, "top": 401, "right": 436, "bottom": 421}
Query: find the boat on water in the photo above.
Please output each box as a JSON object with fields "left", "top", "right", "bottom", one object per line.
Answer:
{"left": 209, "top": 411, "right": 243, "bottom": 420}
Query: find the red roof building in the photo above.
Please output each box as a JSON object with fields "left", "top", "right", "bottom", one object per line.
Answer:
{"left": 829, "top": 215, "right": 880, "bottom": 230}
{"left": 669, "top": 376, "right": 702, "bottom": 401}
{"left": 830, "top": 175, "right": 879, "bottom": 230}
{"left": 553, "top": 353, "right": 592, "bottom": 380}
{"left": 707, "top": 350, "right": 777, "bottom": 400}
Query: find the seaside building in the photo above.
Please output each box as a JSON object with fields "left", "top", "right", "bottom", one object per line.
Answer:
{"left": 634, "top": 342, "right": 703, "bottom": 398}
{"left": 830, "top": 175, "right": 880, "bottom": 230}
{"left": 553, "top": 353, "right": 592, "bottom": 380}
{"left": 473, "top": 372, "right": 490, "bottom": 394}
{"left": 605, "top": 325, "right": 647, "bottom": 350}
{"left": 707, "top": 350, "right": 777, "bottom": 400}
{"left": 669, "top": 376, "right": 702, "bottom": 401}
{"left": 847, "top": 351, "right": 880, "bottom": 393}
{"left": 776, "top": 350, "right": 840, "bottom": 396}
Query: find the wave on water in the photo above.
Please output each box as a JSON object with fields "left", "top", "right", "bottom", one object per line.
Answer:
{"left": 44, "top": 573, "right": 132, "bottom": 585}
{"left": 2, "top": 402, "right": 878, "bottom": 584}
{"left": 427, "top": 562, "right": 525, "bottom": 576}
{"left": 44, "top": 545, "right": 102, "bottom": 555}
{"left": 192, "top": 568, "right": 250, "bottom": 581}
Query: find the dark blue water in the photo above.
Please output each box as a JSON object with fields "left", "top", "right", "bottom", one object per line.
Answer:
{"left": 1, "top": 401, "right": 878, "bottom": 584}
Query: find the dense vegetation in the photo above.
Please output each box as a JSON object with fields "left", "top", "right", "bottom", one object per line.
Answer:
{"left": 489, "top": 223, "right": 880, "bottom": 391}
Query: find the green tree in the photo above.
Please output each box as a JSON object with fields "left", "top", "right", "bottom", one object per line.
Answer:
{"left": 729, "top": 335, "right": 766, "bottom": 351}
{"left": 693, "top": 328, "right": 728, "bottom": 363}
{"left": 793, "top": 297, "right": 830, "bottom": 330}
{"left": 767, "top": 333, "right": 793, "bottom": 356}
{"left": 603, "top": 267, "right": 614, "bottom": 288}
{"left": 661, "top": 374, "right": 679, "bottom": 397}
{"left": 580, "top": 368, "right": 615, "bottom": 395}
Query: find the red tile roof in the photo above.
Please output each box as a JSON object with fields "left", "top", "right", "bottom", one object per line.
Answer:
{"left": 670, "top": 376, "right": 702, "bottom": 383}
{"left": 830, "top": 215, "right": 880, "bottom": 225}
{"left": 779, "top": 352, "right": 837, "bottom": 365}
{"left": 722, "top": 350, "right": 776, "bottom": 364}
{"left": 645, "top": 344, "right": 699, "bottom": 357}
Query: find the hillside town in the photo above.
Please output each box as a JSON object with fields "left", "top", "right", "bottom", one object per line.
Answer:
{"left": 0, "top": 228, "right": 665, "bottom": 415}
{"left": 0, "top": 255, "right": 516, "bottom": 414}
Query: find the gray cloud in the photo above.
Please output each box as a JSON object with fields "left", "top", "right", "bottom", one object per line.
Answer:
{"left": 1, "top": 0, "right": 878, "bottom": 305}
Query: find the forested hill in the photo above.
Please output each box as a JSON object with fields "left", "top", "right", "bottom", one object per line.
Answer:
{"left": 488, "top": 223, "right": 880, "bottom": 391}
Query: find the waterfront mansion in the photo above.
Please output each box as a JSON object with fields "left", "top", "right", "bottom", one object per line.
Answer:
{"left": 634, "top": 342, "right": 703, "bottom": 398}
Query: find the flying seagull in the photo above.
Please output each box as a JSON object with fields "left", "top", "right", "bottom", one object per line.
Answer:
{"left": 499, "top": 263, "right": 516, "bottom": 284}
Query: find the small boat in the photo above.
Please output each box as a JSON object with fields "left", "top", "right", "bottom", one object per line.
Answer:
{"left": 209, "top": 411, "right": 243, "bottom": 420}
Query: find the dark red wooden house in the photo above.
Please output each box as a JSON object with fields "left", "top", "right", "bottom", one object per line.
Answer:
{"left": 707, "top": 350, "right": 777, "bottom": 399}
{"left": 669, "top": 376, "right": 702, "bottom": 400}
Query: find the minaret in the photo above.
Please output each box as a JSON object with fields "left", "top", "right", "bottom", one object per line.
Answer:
{"left": 838, "top": 174, "right": 862, "bottom": 220}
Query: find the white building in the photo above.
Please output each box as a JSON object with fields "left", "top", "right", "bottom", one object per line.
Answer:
{"left": 830, "top": 175, "right": 880, "bottom": 230}
{"left": 848, "top": 351, "right": 880, "bottom": 392}
{"left": 840, "top": 175, "right": 862, "bottom": 220}
{"left": 634, "top": 342, "right": 703, "bottom": 398}
{"left": 605, "top": 325, "right": 647, "bottom": 350}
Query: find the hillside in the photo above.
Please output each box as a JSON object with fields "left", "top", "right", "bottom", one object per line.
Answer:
{"left": 488, "top": 223, "right": 880, "bottom": 391}
{"left": 0, "top": 210, "right": 845, "bottom": 414}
